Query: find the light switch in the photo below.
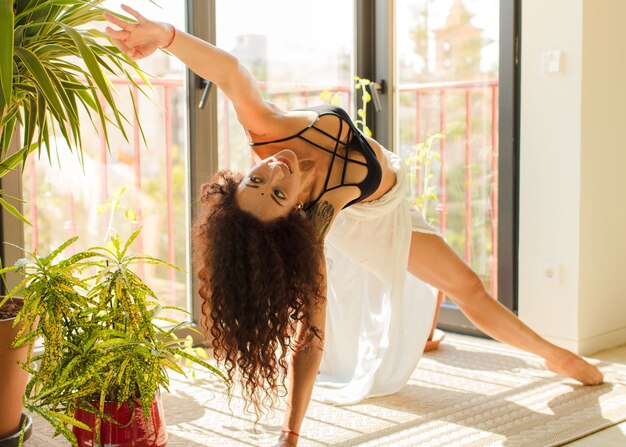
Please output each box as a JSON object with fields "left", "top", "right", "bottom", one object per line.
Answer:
{"left": 543, "top": 51, "right": 563, "bottom": 74}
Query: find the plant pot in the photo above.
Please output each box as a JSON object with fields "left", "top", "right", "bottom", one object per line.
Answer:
{"left": 73, "top": 392, "right": 167, "bottom": 447}
{"left": 0, "top": 298, "right": 31, "bottom": 440}
{"left": 0, "top": 414, "right": 33, "bottom": 447}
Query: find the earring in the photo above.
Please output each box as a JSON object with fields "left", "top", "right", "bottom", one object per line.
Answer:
{"left": 296, "top": 202, "right": 305, "bottom": 217}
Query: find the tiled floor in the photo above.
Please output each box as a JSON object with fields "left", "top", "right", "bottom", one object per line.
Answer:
{"left": 564, "top": 344, "right": 626, "bottom": 446}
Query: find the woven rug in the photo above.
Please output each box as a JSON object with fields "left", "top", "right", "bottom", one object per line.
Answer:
{"left": 25, "top": 333, "right": 626, "bottom": 447}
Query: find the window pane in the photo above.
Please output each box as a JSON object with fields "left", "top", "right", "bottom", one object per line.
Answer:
{"left": 22, "top": 1, "right": 191, "bottom": 318}
{"left": 215, "top": 0, "right": 355, "bottom": 171}
{"left": 396, "top": 0, "right": 500, "bottom": 298}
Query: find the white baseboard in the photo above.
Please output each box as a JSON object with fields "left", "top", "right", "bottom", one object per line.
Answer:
{"left": 578, "top": 326, "right": 626, "bottom": 356}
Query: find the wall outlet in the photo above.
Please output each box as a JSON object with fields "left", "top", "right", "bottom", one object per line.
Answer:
{"left": 541, "top": 262, "right": 562, "bottom": 286}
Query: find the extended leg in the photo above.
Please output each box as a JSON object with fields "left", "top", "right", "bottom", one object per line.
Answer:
{"left": 407, "top": 231, "right": 603, "bottom": 385}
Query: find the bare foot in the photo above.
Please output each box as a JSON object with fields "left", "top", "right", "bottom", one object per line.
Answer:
{"left": 545, "top": 350, "right": 604, "bottom": 385}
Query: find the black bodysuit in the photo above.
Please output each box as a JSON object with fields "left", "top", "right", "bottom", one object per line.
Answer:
{"left": 249, "top": 104, "right": 383, "bottom": 211}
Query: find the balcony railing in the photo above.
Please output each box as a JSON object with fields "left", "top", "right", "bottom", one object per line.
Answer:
{"left": 399, "top": 79, "right": 499, "bottom": 297}
{"left": 25, "top": 76, "right": 185, "bottom": 304}
{"left": 24, "top": 77, "right": 499, "bottom": 300}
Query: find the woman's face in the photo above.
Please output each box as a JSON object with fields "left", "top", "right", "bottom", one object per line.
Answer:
{"left": 235, "top": 149, "right": 301, "bottom": 221}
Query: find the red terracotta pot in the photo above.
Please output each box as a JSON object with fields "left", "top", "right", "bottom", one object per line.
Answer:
{"left": 73, "top": 392, "right": 167, "bottom": 447}
{"left": 0, "top": 297, "right": 31, "bottom": 440}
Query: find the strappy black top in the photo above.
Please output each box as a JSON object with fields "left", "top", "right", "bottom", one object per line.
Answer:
{"left": 249, "top": 104, "right": 383, "bottom": 211}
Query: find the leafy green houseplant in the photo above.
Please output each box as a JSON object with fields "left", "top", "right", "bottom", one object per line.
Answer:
{"left": 0, "top": 228, "right": 227, "bottom": 447}
{"left": 0, "top": 0, "right": 148, "bottom": 223}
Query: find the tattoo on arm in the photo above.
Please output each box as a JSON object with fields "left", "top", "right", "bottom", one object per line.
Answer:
{"left": 306, "top": 201, "right": 334, "bottom": 241}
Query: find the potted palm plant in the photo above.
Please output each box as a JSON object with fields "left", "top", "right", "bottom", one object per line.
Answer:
{"left": 1, "top": 228, "right": 226, "bottom": 447}
{"left": 0, "top": 0, "right": 150, "bottom": 440}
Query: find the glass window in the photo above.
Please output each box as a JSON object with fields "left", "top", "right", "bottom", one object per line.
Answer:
{"left": 396, "top": 0, "right": 500, "bottom": 298}
{"left": 215, "top": 0, "right": 355, "bottom": 171}
{"left": 21, "top": 1, "right": 191, "bottom": 318}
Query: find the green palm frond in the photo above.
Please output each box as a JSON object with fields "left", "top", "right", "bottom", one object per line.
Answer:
{"left": 0, "top": 0, "right": 150, "bottom": 222}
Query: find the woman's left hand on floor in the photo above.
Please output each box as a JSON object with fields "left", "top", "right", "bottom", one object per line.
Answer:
{"left": 274, "top": 441, "right": 297, "bottom": 447}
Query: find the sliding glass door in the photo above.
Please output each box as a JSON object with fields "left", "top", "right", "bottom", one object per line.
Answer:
{"left": 393, "top": 0, "right": 518, "bottom": 333}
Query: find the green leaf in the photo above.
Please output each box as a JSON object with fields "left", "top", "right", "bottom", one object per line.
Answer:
{"left": 42, "top": 236, "right": 79, "bottom": 265}
{"left": 0, "top": 193, "right": 31, "bottom": 225}
{"left": 59, "top": 24, "right": 127, "bottom": 139}
{"left": 113, "top": 186, "right": 127, "bottom": 199}
{"left": 0, "top": 109, "right": 18, "bottom": 159}
{"left": 23, "top": 405, "right": 82, "bottom": 447}
{"left": 173, "top": 349, "right": 228, "bottom": 382}
{"left": 14, "top": 47, "right": 68, "bottom": 123}
{"left": 319, "top": 90, "right": 332, "bottom": 102}
{"left": 125, "top": 208, "right": 137, "bottom": 222}
{"left": 0, "top": 0, "right": 13, "bottom": 109}
{"left": 120, "top": 227, "right": 142, "bottom": 258}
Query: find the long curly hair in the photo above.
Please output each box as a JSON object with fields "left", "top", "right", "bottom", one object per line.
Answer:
{"left": 193, "top": 170, "right": 325, "bottom": 418}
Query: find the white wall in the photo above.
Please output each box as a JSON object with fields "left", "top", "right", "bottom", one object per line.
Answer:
{"left": 578, "top": 0, "right": 626, "bottom": 353}
{"left": 519, "top": 0, "right": 626, "bottom": 355}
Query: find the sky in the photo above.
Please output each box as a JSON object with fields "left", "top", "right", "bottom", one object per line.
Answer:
{"left": 103, "top": 0, "right": 499, "bottom": 75}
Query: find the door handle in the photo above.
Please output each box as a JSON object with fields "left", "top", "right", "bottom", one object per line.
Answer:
{"left": 368, "top": 80, "right": 386, "bottom": 112}
{"left": 198, "top": 78, "right": 213, "bottom": 109}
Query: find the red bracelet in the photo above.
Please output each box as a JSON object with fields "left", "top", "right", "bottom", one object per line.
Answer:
{"left": 280, "top": 429, "right": 300, "bottom": 437}
{"left": 161, "top": 24, "right": 176, "bottom": 49}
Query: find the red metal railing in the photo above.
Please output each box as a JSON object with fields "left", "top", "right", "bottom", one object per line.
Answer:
{"left": 26, "top": 77, "right": 499, "bottom": 299}
{"left": 27, "top": 77, "right": 184, "bottom": 300}
{"left": 400, "top": 79, "right": 499, "bottom": 297}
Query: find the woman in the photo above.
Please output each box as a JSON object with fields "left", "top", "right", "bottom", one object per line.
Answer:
{"left": 104, "top": 6, "right": 603, "bottom": 447}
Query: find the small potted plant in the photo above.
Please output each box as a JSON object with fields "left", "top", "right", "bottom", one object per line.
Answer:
{"left": 1, "top": 228, "right": 226, "bottom": 447}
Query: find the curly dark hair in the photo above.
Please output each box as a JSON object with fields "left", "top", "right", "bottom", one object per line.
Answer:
{"left": 193, "top": 169, "right": 325, "bottom": 418}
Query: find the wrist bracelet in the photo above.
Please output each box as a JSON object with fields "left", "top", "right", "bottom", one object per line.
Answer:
{"left": 161, "top": 24, "right": 176, "bottom": 49}
{"left": 280, "top": 429, "right": 300, "bottom": 437}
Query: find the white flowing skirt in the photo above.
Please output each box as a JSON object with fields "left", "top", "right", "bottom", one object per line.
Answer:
{"left": 314, "top": 149, "right": 440, "bottom": 405}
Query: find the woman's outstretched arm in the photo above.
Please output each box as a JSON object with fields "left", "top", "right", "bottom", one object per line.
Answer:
{"left": 103, "top": 5, "right": 281, "bottom": 134}
{"left": 277, "top": 270, "right": 327, "bottom": 447}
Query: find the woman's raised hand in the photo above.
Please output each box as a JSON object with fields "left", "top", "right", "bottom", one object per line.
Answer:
{"left": 103, "top": 4, "right": 173, "bottom": 60}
